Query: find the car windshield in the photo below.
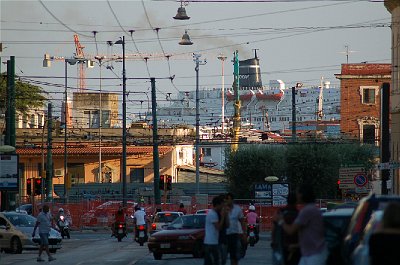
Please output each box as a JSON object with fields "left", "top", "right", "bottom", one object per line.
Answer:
{"left": 4, "top": 213, "right": 37, "bottom": 227}
{"left": 154, "top": 213, "right": 180, "bottom": 223}
{"left": 170, "top": 215, "right": 206, "bottom": 229}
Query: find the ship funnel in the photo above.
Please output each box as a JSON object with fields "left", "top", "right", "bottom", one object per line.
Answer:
{"left": 239, "top": 54, "right": 263, "bottom": 88}
{"left": 179, "top": 30, "right": 193, "bottom": 45}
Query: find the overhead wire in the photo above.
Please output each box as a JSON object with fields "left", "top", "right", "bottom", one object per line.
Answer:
{"left": 38, "top": 0, "right": 93, "bottom": 38}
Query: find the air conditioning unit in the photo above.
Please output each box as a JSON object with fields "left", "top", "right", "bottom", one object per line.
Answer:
{"left": 54, "top": 169, "right": 64, "bottom": 177}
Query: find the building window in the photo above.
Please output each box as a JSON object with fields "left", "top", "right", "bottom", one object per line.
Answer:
{"left": 202, "top": 148, "right": 211, "bottom": 157}
{"left": 360, "top": 86, "right": 379, "bottom": 105}
{"left": 363, "top": 125, "right": 375, "bottom": 144}
{"left": 130, "top": 168, "right": 144, "bottom": 183}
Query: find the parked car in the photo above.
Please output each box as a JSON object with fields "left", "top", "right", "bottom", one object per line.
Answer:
{"left": 148, "top": 214, "right": 206, "bottom": 260}
{"left": 0, "top": 212, "right": 62, "bottom": 253}
{"left": 323, "top": 208, "right": 355, "bottom": 265}
{"left": 342, "top": 194, "right": 400, "bottom": 265}
{"left": 351, "top": 210, "right": 383, "bottom": 265}
{"left": 195, "top": 209, "right": 210, "bottom": 214}
{"left": 15, "top": 204, "right": 32, "bottom": 215}
{"left": 150, "top": 211, "right": 183, "bottom": 234}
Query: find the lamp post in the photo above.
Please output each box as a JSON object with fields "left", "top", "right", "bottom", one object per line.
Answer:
{"left": 115, "top": 37, "right": 127, "bottom": 207}
{"left": 95, "top": 56, "right": 106, "bottom": 183}
{"left": 193, "top": 53, "right": 207, "bottom": 195}
{"left": 217, "top": 53, "right": 227, "bottom": 135}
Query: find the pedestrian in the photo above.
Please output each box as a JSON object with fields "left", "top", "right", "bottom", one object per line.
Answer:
{"left": 271, "top": 193, "right": 300, "bottom": 265}
{"left": 369, "top": 202, "right": 400, "bottom": 265}
{"left": 225, "top": 193, "right": 247, "bottom": 265}
{"left": 204, "top": 195, "right": 228, "bottom": 265}
{"left": 218, "top": 194, "right": 230, "bottom": 265}
{"left": 32, "top": 204, "right": 56, "bottom": 262}
{"left": 178, "top": 203, "right": 187, "bottom": 215}
{"left": 279, "top": 185, "right": 327, "bottom": 265}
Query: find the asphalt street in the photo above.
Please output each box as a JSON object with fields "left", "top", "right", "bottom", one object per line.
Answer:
{"left": 0, "top": 231, "right": 272, "bottom": 265}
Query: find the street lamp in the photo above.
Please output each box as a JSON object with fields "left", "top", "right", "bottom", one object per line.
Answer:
{"left": 193, "top": 53, "right": 206, "bottom": 195}
{"left": 115, "top": 37, "right": 127, "bottom": 207}
{"left": 217, "top": 53, "right": 227, "bottom": 135}
{"left": 94, "top": 55, "right": 106, "bottom": 183}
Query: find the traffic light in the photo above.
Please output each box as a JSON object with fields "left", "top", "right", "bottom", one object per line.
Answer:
{"left": 166, "top": 175, "right": 172, "bottom": 190}
{"left": 34, "top": 178, "right": 42, "bottom": 196}
{"left": 27, "top": 178, "right": 32, "bottom": 196}
{"left": 336, "top": 179, "right": 342, "bottom": 199}
{"left": 159, "top": 175, "right": 165, "bottom": 190}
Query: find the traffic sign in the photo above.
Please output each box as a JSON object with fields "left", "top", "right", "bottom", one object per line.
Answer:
{"left": 354, "top": 174, "right": 368, "bottom": 187}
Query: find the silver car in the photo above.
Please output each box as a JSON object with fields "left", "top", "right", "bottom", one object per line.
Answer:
{"left": 0, "top": 212, "right": 62, "bottom": 254}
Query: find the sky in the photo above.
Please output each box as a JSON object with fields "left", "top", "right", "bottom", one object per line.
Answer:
{"left": 0, "top": 0, "right": 391, "bottom": 121}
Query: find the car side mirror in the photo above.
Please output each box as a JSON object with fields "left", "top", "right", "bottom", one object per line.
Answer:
{"left": 6, "top": 224, "right": 11, "bottom": 230}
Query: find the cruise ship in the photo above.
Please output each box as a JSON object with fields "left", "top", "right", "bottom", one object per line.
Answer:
{"left": 153, "top": 53, "right": 340, "bottom": 135}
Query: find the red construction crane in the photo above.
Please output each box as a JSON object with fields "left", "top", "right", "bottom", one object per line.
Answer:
{"left": 74, "top": 34, "right": 87, "bottom": 92}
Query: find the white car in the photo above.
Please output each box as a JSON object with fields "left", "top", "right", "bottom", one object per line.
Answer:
{"left": 150, "top": 211, "right": 183, "bottom": 234}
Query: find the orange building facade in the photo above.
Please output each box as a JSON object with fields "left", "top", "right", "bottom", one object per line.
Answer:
{"left": 335, "top": 64, "right": 391, "bottom": 144}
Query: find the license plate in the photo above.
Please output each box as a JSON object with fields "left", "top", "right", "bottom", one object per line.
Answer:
{"left": 250, "top": 232, "right": 255, "bottom": 237}
{"left": 118, "top": 229, "right": 123, "bottom": 233}
{"left": 139, "top": 231, "right": 144, "bottom": 237}
{"left": 160, "top": 243, "right": 170, "bottom": 249}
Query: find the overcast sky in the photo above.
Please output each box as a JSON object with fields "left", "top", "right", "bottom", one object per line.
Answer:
{"left": 1, "top": 0, "right": 391, "bottom": 119}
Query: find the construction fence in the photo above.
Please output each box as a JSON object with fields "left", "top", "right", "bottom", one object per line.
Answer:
{"left": 19, "top": 195, "right": 342, "bottom": 232}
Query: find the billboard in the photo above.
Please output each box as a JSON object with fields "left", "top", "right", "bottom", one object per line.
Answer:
{"left": 0, "top": 154, "right": 19, "bottom": 190}
{"left": 254, "top": 182, "right": 290, "bottom": 206}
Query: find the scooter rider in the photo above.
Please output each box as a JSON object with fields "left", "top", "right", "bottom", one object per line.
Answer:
{"left": 133, "top": 205, "right": 148, "bottom": 240}
{"left": 246, "top": 205, "right": 260, "bottom": 241}
{"left": 112, "top": 205, "right": 126, "bottom": 236}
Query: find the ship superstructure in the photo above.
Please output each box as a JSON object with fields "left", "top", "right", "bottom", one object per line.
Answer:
{"left": 153, "top": 52, "right": 340, "bottom": 134}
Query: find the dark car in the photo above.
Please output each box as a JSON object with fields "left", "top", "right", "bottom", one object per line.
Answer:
{"left": 147, "top": 214, "right": 206, "bottom": 260}
{"left": 15, "top": 204, "right": 32, "bottom": 215}
{"left": 323, "top": 208, "right": 355, "bottom": 265}
{"left": 342, "top": 193, "right": 400, "bottom": 265}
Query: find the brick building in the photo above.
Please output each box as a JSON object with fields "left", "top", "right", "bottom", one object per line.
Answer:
{"left": 335, "top": 64, "right": 391, "bottom": 144}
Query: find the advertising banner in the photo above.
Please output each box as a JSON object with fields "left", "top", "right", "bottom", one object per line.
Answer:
{"left": 0, "top": 154, "right": 19, "bottom": 190}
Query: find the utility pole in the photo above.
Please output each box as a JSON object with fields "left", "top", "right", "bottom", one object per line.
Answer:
{"left": 291, "top": 82, "right": 303, "bottom": 142}
{"left": 232, "top": 51, "right": 241, "bottom": 152}
{"left": 151, "top": 78, "right": 161, "bottom": 205}
{"left": 46, "top": 103, "right": 53, "bottom": 201}
{"left": 193, "top": 53, "right": 206, "bottom": 195}
{"left": 381, "top": 82, "right": 390, "bottom": 194}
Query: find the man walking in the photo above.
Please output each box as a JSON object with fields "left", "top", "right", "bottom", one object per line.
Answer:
{"left": 225, "top": 193, "right": 247, "bottom": 265}
{"left": 32, "top": 204, "right": 56, "bottom": 262}
{"left": 204, "top": 195, "right": 228, "bottom": 265}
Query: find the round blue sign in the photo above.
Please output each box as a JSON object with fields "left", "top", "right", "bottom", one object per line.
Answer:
{"left": 354, "top": 174, "right": 368, "bottom": 187}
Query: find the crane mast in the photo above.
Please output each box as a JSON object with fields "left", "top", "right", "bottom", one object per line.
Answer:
{"left": 74, "top": 34, "right": 86, "bottom": 92}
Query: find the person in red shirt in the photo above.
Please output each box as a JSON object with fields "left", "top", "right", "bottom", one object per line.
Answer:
{"left": 112, "top": 205, "right": 126, "bottom": 236}
{"left": 178, "top": 203, "right": 187, "bottom": 215}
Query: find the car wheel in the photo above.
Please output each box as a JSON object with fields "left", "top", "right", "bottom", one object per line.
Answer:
{"left": 10, "top": 237, "right": 22, "bottom": 254}
{"left": 49, "top": 249, "right": 57, "bottom": 254}
{"left": 153, "top": 252, "right": 162, "bottom": 260}
{"left": 193, "top": 241, "right": 204, "bottom": 258}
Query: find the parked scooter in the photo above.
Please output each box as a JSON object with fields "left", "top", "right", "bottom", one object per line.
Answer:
{"left": 114, "top": 222, "right": 127, "bottom": 242}
{"left": 57, "top": 209, "right": 70, "bottom": 239}
{"left": 247, "top": 224, "right": 258, "bottom": 247}
{"left": 135, "top": 224, "right": 147, "bottom": 246}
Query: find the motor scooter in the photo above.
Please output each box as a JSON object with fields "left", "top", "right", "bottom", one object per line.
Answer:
{"left": 135, "top": 224, "right": 147, "bottom": 246}
{"left": 247, "top": 224, "right": 257, "bottom": 247}
{"left": 114, "top": 222, "right": 127, "bottom": 242}
{"left": 57, "top": 215, "right": 70, "bottom": 239}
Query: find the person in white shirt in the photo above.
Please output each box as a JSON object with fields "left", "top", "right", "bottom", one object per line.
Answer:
{"left": 204, "top": 195, "right": 228, "bottom": 265}
{"left": 133, "top": 206, "right": 148, "bottom": 240}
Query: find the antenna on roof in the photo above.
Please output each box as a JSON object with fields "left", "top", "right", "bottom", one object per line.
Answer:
{"left": 253, "top": 49, "right": 259, "bottom": 59}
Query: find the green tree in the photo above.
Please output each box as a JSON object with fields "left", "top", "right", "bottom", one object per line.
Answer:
{"left": 225, "top": 143, "right": 376, "bottom": 199}
{"left": 0, "top": 73, "right": 47, "bottom": 113}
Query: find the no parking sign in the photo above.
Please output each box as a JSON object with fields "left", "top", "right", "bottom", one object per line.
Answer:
{"left": 354, "top": 173, "right": 368, "bottom": 187}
